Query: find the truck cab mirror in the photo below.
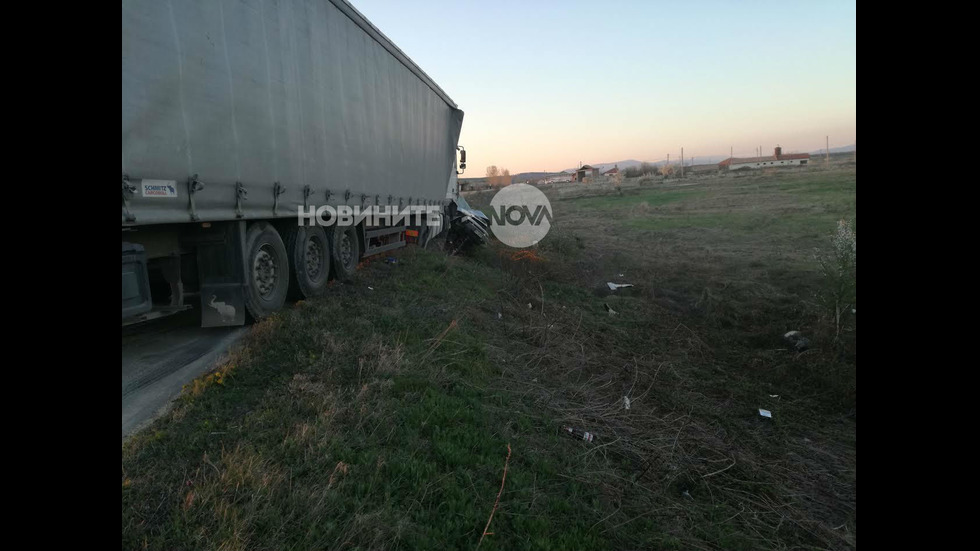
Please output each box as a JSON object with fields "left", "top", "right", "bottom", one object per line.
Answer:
{"left": 459, "top": 149, "right": 466, "bottom": 164}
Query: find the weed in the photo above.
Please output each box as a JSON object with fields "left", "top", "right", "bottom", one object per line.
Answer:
{"left": 815, "top": 219, "right": 856, "bottom": 342}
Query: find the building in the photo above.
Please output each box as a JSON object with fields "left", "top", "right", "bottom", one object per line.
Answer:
{"left": 574, "top": 165, "right": 600, "bottom": 182}
{"left": 602, "top": 165, "right": 619, "bottom": 176}
{"left": 459, "top": 180, "right": 490, "bottom": 192}
{"left": 718, "top": 147, "right": 809, "bottom": 171}
{"left": 542, "top": 174, "right": 574, "bottom": 184}
{"left": 685, "top": 163, "right": 718, "bottom": 175}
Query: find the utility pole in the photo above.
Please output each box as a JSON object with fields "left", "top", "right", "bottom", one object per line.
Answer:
{"left": 681, "top": 147, "right": 684, "bottom": 178}
{"left": 826, "top": 136, "right": 830, "bottom": 163}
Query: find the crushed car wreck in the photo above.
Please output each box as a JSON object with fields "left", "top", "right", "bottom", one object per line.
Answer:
{"left": 426, "top": 195, "right": 490, "bottom": 254}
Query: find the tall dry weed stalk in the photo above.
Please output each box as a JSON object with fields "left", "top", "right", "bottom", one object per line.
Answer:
{"left": 816, "top": 219, "right": 856, "bottom": 341}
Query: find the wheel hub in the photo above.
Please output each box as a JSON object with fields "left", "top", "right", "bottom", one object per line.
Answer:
{"left": 253, "top": 245, "right": 278, "bottom": 297}
{"left": 340, "top": 234, "right": 353, "bottom": 267}
{"left": 306, "top": 238, "right": 322, "bottom": 279}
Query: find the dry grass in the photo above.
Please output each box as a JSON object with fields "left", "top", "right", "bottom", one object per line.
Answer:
{"left": 466, "top": 166, "right": 856, "bottom": 548}
{"left": 124, "top": 166, "right": 855, "bottom": 550}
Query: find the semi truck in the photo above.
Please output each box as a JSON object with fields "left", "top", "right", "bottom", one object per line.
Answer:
{"left": 122, "top": 0, "right": 483, "bottom": 327}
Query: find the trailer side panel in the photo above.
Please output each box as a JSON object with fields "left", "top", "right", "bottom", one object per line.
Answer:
{"left": 122, "top": 0, "right": 463, "bottom": 225}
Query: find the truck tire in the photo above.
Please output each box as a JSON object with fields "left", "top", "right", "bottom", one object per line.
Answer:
{"left": 329, "top": 225, "right": 360, "bottom": 282}
{"left": 244, "top": 222, "right": 290, "bottom": 320}
{"left": 282, "top": 225, "right": 331, "bottom": 299}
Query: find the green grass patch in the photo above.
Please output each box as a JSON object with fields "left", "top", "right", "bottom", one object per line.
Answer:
{"left": 123, "top": 250, "right": 624, "bottom": 550}
{"left": 565, "top": 188, "right": 703, "bottom": 210}
{"left": 624, "top": 209, "right": 851, "bottom": 235}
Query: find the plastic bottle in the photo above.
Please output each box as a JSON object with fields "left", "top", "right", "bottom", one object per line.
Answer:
{"left": 562, "top": 426, "right": 595, "bottom": 442}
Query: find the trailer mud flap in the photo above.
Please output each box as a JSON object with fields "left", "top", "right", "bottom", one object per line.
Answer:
{"left": 195, "top": 221, "right": 247, "bottom": 327}
{"left": 201, "top": 284, "right": 245, "bottom": 326}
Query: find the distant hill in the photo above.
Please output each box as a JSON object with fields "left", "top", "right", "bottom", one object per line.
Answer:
{"left": 560, "top": 147, "right": 855, "bottom": 172}
{"left": 508, "top": 145, "right": 856, "bottom": 180}
{"left": 810, "top": 144, "right": 856, "bottom": 155}
{"left": 671, "top": 155, "right": 730, "bottom": 166}
{"left": 563, "top": 157, "right": 730, "bottom": 172}
{"left": 562, "top": 160, "right": 645, "bottom": 173}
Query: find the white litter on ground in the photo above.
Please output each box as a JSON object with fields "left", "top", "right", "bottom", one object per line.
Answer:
{"left": 607, "top": 282, "right": 634, "bottom": 291}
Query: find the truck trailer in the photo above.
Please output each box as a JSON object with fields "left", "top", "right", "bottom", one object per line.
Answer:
{"left": 122, "top": 0, "right": 478, "bottom": 327}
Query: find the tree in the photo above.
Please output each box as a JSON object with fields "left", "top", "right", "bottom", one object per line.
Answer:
{"left": 486, "top": 165, "right": 511, "bottom": 188}
{"left": 623, "top": 163, "right": 660, "bottom": 179}
{"left": 639, "top": 162, "right": 659, "bottom": 176}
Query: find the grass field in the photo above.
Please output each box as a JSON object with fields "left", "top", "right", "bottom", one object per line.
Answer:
{"left": 122, "top": 167, "right": 856, "bottom": 550}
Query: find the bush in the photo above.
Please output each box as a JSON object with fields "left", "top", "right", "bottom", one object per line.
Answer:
{"left": 815, "top": 219, "right": 856, "bottom": 342}
{"left": 623, "top": 163, "right": 660, "bottom": 179}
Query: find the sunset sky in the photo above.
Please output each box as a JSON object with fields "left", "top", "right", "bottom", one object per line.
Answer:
{"left": 353, "top": 0, "right": 857, "bottom": 174}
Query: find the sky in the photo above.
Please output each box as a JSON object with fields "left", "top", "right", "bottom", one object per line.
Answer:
{"left": 352, "top": 0, "right": 856, "bottom": 174}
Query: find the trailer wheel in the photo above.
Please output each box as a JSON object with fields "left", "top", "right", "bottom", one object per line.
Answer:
{"left": 329, "top": 225, "right": 360, "bottom": 282}
{"left": 244, "top": 222, "right": 290, "bottom": 320}
{"left": 282, "top": 225, "right": 331, "bottom": 299}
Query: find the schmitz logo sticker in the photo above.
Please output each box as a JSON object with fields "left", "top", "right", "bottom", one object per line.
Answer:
{"left": 141, "top": 179, "right": 178, "bottom": 198}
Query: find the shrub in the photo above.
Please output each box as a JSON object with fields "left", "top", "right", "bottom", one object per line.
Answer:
{"left": 623, "top": 163, "right": 660, "bottom": 179}
{"left": 815, "top": 219, "right": 856, "bottom": 342}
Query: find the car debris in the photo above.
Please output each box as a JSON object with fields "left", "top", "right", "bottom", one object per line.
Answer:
{"left": 607, "top": 282, "right": 634, "bottom": 291}
{"left": 759, "top": 408, "right": 772, "bottom": 418}
{"left": 783, "top": 330, "right": 810, "bottom": 351}
{"left": 562, "top": 426, "right": 595, "bottom": 442}
{"left": 443, "top": 195, "right": 490, "bottom": 253}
